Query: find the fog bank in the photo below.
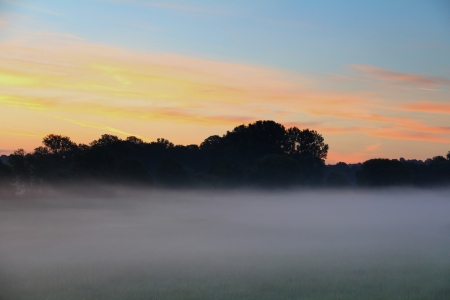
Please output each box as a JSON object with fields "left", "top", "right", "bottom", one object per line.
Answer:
{"left": 1, "top": 189, "right": 449, "bottom": 299}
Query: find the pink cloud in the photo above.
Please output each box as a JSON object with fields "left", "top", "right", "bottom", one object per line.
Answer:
{"left": 352, "top": 64, "right": 450, "bottom": 86}
{"left": 402, "top": 101, "right": 450, "bottom": 114}
{"left": 369, "top": 128, "right": 450, "bottom": 143}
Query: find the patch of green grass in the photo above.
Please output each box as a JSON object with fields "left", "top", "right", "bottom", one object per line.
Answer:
{"left": 2, "top": 250, "right": 450, "bottom": 300}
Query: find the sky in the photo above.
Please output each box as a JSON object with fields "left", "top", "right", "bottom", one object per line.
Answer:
{"left": 0, "top": 0, "right": 449, "bottom": 163}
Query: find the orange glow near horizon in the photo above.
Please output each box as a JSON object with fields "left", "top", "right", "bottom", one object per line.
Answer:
{"left": 0, "top": 37, "right": 449, "bottom": 162}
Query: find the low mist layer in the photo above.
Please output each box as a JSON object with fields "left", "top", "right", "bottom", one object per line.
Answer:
{"left": 1, "top": 189, "right": 449, "bottom": 299}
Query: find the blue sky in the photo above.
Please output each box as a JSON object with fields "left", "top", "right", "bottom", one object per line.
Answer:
{"left": 3, "top": 0, "right": 449, "bottom": 74}
{"left": 0, "top": 0, "right": 449, "bottom": 162}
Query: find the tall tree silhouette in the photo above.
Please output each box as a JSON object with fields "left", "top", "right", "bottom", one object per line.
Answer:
{"left": 221, "top": 120, "right": 286, "bottom": 166}
{"left": 285, "top": 128, "right": 328, "bottom": 161}
{"left": 42, "top": 134, "right": 78, "bottom": 157}
{"left": 0, "top": 160, "right": 14, "bottom": 197}
{"left": 357, "top": 159, "right": 412, "bottom": 186}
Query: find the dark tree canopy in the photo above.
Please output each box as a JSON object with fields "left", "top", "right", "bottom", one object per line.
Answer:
{"left": 206, "top": 159, "right": 242, "bottom": 186}
{"left": 117, "top": 159, "right": 152, "bottom": 185}
{"left": 90, "top": 134, "right": 121, "bottom": 147}
{"left": 2, "top": 120, "right": 449, "bottom": 194}
{"left": 0, "top": 160, "right": 13, "bottom": 183}
{"left": 357, "top": 159, "right": 412, "bottom": 187}
{"left": 126, "top": 136, "right": 144, "bottom": 144}
{"left": 252, "top": 154, "right": 302, "bottom": 187}
{"left": 42, "top": 134, "right": 77, "bottom": 156}
{"left": 222, "top": 120, "right": 287, "bottom": 165}
{"left": 154, "top": 138, "right": 174, "bottom": 149}
{"left": 73, "top": 149, "right": 116, "bottom": 181}
{"left": 285, "top": 128, "right": 328, "bottom": 161}
{"left": 200, "top": 135, "right": 222, "bottom": 151}
{"left": 157, "top": 158, "right": 188, "bottom": 187}
{"left": 0, "top": 160, "right": 14, "bottom": 197}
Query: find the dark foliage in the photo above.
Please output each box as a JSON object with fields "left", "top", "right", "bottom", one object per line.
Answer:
{"left": 73, "top": 149, "right": 117, "bottom": 181}
{"left": 2, "top": 120, "right": 449, "bottom": 195}
{"left": 220, "top": 120, "right": 287, "bottom": 167}
{"left": 356, "top": 159, "right": 412, "bottom": 187}
{"left": 156, "top": 158, "right": 188, "bottom": 187}
{"left": 326, "top": 171, "right": 351, "bottom": 187}
{"left": 206, "top": 159, "right": 242, "bottom": 187}
{"left": 117, "top": 159, "right": 152, "bottom": 185}
{"left": 325, "top": 162, "right": 359, "bottom": 187}
{"left": 427, "top": 156, "right": 450, "bottom": 185}
{"left": 0, "top": 160, "right": 14, "bottom": 197}
{"left": 285, "top": 128, "right": 328, "bottom": 161}
{"left": 250, "top": 154, "right": 302, "bottom": 187}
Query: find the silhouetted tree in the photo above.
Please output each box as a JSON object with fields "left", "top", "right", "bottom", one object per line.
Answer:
{"left": 153, "top": 138, "right": 174, "bottom": 149}
{"left": 72, "top": 149, "right": 116, "bottom": 181}
{"left": 200, "top": 135, "right": 222, "bottom": 151}
{"left": 8, "top": 149, "right": 31, "bottom": 185}
{"left": 27, "top": 135, "right": 79, "bottom": 185}
{"left": 42, "top": 134, "right": 78, "bottom": 157}
{"left": 401, "top": 160, "right": 429, "bottom": 186}
{"left": 117, "top": 159, "right": 152, "bottom": 185}
{"left": 0, "top": 160, "right": 12, "bottom": 179}
{"left": 284, "top": 128, "right": 328, "bottom": 185}
{"left": 0, "top": 160, "right": 14, "bottom": 197}
{"left": 334, "top": 162, "right": 350, "bottom": 173}
{"left": 126, "top": 136, "right": 144, "bottom": 144}
{"left": 90, "top": 134, "right": 121, "bottom": 147}
{"left": 221, "top": 120, "right": 286, "bottom": 167}
{"left": 325, "top": 162, "right": 354, "bottom": 186}
{"left": 206, "top": 159, "right": 242, "bottom": 187}
{"left": 156, "top": 158, "right": 188, "bottom": 187}
{"left": 77, "top": 144, "right": 91, "bottom": 152}
{"left": 357, "top": 159, "right": 412, "bottom": 187}
{"left": 1, "top": 120, "right": 338, "bottom": 190}
{"left": 250, "top": 154, "right": 302, "bottom": 187}
{"left": 326, "top": 171, "right": 351, "bottom": 187}
{"left": 428, "top": 155, "right": 450, "bottom": 185}
{"left": 285, "top": 128, "right": 328, "bottom": 161}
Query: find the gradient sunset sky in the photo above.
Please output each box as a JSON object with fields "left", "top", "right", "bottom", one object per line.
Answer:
{"left": 0, "top": 0, "right": 449, "bottom": 163}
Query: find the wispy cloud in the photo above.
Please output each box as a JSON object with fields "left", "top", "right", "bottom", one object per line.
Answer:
{"left": 145, "top": 2, "right": 224, "bottom": 14}
{"left": 0, "top": 149, "right": 13, "bottom": 154}
{"left": 402, "top": 101, "right": 450, "bottom": 114}
{"left": 25, "top": 30, "right": 84, "bottom": 40}
{"left": 0, "top": 131, "right": 42, "bottom": 137}
{"left": 319, "top": 126, "right": 362, "bottom": 134}
{"left": 369, "top": 128, "right": 450, "bottom": 143}
{"left": 282, "top": 121, "right": 323, "bottom": 129}
{"left": 0, "top": 95, "right": 57, "bottom": 110}
{"left": 0, "top": 37, "right": 449, "bottom": 155}
{"left": 5, "top": 28, "right": 84, "bottom": 41}
{"left": 108, "top": 1, "right": 225, "bottom": 15}
{"left": 352, "top": 64, "right": 450, "bottom": 86}
{"left": 0, "top": 0, "right": 61, "bottom": 16}
{"left": 364, "top": 143, "right": 382, "bottom": 152}
{"left": 54, "top": 116, "right": 149, "bottom": 140}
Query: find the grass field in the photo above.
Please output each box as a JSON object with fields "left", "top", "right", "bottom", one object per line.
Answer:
{"left": 1, "top": 189, "right": 449, "bottom": 299}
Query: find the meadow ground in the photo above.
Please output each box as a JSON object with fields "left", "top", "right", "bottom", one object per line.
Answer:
{"left": 1, "top": 189, "right": 449, "bottom": 299}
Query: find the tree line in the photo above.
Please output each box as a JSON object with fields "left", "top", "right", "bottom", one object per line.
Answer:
{"left": 0, "top": 120, "right": 449, "bottom": 196}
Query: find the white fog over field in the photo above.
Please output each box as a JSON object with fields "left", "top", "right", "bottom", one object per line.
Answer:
{"left": 1, "top": 189, "right": 449, "bottom": 299}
